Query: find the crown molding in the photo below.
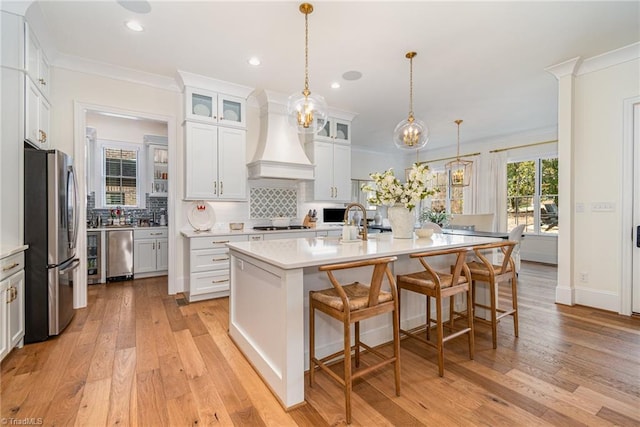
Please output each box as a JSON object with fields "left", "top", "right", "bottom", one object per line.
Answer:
{"left": 545, "top": 57, "right": 582, "bottom": 79}
{"left": 577, "top": 41, "right": 640, "bottom": 76}
{"left": 54, "top": 53, "right": 180, "bottom": 92}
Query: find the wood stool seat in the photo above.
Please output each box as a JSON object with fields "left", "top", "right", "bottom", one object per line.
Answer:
{"left": 309, "top": 256, "right": 400, "bottom": 424}
{"left": 396, "top": 247, "right": 474, "bottom": 377}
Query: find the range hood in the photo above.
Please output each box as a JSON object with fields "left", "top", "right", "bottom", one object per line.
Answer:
{"left": 247, "top": 90, "right": 314, "bottom": 180}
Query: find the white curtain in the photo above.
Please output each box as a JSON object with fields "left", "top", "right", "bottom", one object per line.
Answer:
{"left": 486, "top": 152, "right": 508, "bottom": 231}
{"left": 466, "top": 152, "right": 507, "bottom": 230}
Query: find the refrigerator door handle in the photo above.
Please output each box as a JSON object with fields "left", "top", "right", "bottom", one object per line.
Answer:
{"left": 59, "top": 258, "right": 80, "bottom": 275}
{"left": 67, "top": 165, "right": 79, "bottom": 250}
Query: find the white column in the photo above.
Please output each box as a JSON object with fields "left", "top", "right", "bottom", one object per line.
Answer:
{"left": 545, "top": 57, "right": 582, "bottom": 305}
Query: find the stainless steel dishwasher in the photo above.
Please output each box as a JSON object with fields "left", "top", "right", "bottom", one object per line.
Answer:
{"left": 106, "top": 229, "right": 134, "bottom": 281}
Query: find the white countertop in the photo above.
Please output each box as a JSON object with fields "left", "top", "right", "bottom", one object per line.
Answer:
{"left": 89, "top": 226, "right": 168, "bottom": 232}
{"left": 227, "top": 233, "right": 499, "bottom": 270}
{"left": 180, "top": 225, "right": 340, "bottom": 238}
{"left": 1, "top": 244, "right": 29, "bottom": 260}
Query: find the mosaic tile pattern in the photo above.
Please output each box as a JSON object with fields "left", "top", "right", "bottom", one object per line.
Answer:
{"left": 87, "top": 192, "right": 168, "bottom": 225}
{"left": 250, "top": 187, "right": 297, "bottom": 219}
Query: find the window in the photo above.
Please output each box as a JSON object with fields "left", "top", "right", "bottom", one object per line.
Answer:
{"left": 507, "top": 157, "right": 558, "bottom": 235}
{"left": 427, "top": 170, "right": 464, "bottom": 214}
{"left": 95, "top": 140, "right": 144, "bottom": 208}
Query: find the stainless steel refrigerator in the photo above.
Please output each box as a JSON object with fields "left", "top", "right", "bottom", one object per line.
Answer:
{"left": 24, "top": 147, "right": 80, "bottom": 343}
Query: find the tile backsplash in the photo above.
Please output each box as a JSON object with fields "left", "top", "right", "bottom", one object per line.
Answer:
{"left": 87, "top": 192, "right": 167, "bottom": 225}
{"left": 250, "top": 187, "right": 297, "bottom": 219}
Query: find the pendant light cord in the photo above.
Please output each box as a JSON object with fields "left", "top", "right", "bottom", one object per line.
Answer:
{"left": 408, "top": 54, "right": 414, "bottom": 119}
{"left": 455, "top": 119, "right": 463, "bottom": 159}
{"left": 304, "top": 9, "right": 310, "bottom": 95}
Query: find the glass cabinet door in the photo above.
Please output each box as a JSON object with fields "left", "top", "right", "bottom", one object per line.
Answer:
{"left": 186, "top": 88, "right": 217, "bottom": 123}
{"left": 334, "top": 120, "right": 350, "bottom": 143}
{"left": 218, "top": 94, "right": 246, "bottom": 127}
{"left": 149, "top": 145, "right": 168, "bottom": 196}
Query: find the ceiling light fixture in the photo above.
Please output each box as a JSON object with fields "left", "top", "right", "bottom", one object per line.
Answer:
{"left": 445, "top": 119, "right": 473, "bottom": 187}
{"left": 393, "top": 51, "right": 429, "bottom": 150}
{"left": 331, "top": 82, "right": 340, "bottom": 89}
{"left": 248, "top": 57, "right": 261, "bottom": 66}
{"left": 286, "top": 3, "right": 327, "bottom": 134}
{"left": 125, "top": 20, "right": 144, "bottom": 32}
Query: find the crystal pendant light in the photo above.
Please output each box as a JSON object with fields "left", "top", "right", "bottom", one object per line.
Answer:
{"left": 445, "top": 119, "right": 473, "bottom": 187}
{"left": 393, "top": 51, "right": 429, "bottom": 150}
{"left": 287, "top": 3, "right": 328, "bottom": 134}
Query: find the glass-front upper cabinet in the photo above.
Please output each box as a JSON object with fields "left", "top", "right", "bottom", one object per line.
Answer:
{"left": 148, "top": 144, "right": 168, "bottom": 197}
{"left": 185, "top": 87, "right": 245, "bottom": 128}
{"left": 315, "top": 117, "right": 351, "bottom": 144}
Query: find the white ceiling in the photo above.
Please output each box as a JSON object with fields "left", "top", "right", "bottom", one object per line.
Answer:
{"left": 23, "top": 1, "right": 640, "bottom": 153}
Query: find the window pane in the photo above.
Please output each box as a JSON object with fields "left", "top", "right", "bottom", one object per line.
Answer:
{"left": 103, "top": 147, "right": 138, "bottom": 207}
{"left": 506, "top": 157, "right": 558, "bottom": 235}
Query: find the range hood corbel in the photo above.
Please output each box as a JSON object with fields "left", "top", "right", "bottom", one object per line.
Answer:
{"left": 247, "top": 90, "right": 315, "bottom": 180}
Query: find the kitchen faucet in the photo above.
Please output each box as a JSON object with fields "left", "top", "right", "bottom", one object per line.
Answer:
{"left": 343, "top": 203, "right": 368, "bottom": 241}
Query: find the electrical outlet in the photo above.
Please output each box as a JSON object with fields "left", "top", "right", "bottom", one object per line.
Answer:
{"left": 579, "top": 272, "right": 588, "bottom": 283}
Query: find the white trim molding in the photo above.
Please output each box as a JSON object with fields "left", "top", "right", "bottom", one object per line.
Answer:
{"left": 56, "top": 53, "right": 180, "bottom": 92}
{"left": 578, "top": 42, "right": 640, "bottom": 76}
{"left": 575, "top": 287, "right": 620, "bottom": 313}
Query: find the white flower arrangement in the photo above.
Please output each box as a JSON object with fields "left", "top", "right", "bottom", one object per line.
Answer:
{"left": 362, "top": 163, "right": 436, "bottom": 211}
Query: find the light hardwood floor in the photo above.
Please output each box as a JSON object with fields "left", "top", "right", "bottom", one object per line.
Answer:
{"left": 2, "top": 262, "right": 639, "bottom": 426}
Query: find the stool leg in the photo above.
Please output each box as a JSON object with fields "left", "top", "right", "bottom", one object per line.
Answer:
{"left": 426, "top": 295, "right": 431, "bottom": 340}
{"left": 392, "top": 306, "right": 401, "bottom": 396}
{"left": 436, "top": 293, "right": 444, "bottom": 377}
{"left": 449, "top": 295, "right": 455, "bottom": 329}
{"left": 344, "top": 319, "right": 352, "bottom": 424}
{"left": 355, "top": 321, "right": 360, "bottom": 368}
{"left": 309, "top": 299, "right": 315, "bottom": 387}
{"left": 467, "top": 285, "right": 475, "bottom": 360}
{"left": 512, "top": 274, "right": 519, "bottom": 338}
{"left": 490, "top": 280, "right": 498, "bottom": 349}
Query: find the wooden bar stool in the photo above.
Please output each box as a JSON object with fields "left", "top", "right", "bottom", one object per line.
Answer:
{"left": 309, "top": 256, "right": 400, "bottom": 424}
{"left": 396, "top": 247, "right": 474, "bottom": 377}
{"left": 466, "top": 241, "right": 519, "bottom": 349}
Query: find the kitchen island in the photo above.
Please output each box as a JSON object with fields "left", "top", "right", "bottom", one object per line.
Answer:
{"left": 227, "top": 233, "right": 499, "bottom": 409}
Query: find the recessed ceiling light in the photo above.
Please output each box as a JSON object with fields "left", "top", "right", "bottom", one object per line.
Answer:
{"left": 331, "top": 82, "right": 341, "bottom": 89}
{"left": 342, "top": 70, "right": 363, "bottom": 81}
{"left": 125, "top": 20, "right": 144, "bottom": 32}
{"left": 248, "top": 57, "right": 261, "bottom": 66}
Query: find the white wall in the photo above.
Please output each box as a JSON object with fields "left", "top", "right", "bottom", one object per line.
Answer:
{"left": 572, "top": 58, "right": 640, "bottom": 310}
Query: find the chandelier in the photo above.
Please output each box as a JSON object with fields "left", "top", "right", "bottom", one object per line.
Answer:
{"left": 393, "top": 51, "right": 429, "bottom": 150}
{"left": 445, "top": 119, "right": 473, "bottom": 187}
{"left": 287, "top": 3, "right": 328, "bottom": 134}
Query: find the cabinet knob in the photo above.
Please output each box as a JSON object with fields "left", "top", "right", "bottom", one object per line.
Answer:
{"left": 39, "top": 78, "right": 47, "bottom": 86}
{"left": 38, "top": 130, "right": 47, "bottom": 143}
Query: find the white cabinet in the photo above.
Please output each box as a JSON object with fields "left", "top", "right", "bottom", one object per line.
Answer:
{"left": 133, "top": 228, "right": 168, "bottom": 277}
{"left": 184, "top": 121, "right": 246, "bottom": 200}
{"left": 185, "top": 87, "right": 246, "bottom": 128}
{"left": 1, "top": 251, "right": 26, "bottom": 362}
{"left": 25, "top": 23, "right": 50, "bottom": 99}
{"left": 316, "top": 117, "right": 351, "bottom": 144}
{"left": 148, "top": 143, "right": 168, "bottom": 197}
{"left": 185, "top": 234, "right": 248, "bottom": 302}
{"left": 25, "top": 78, "right": 50, "bottom": 149}
{"left": 305, "top": 141, "right": 352, "bottom": 202}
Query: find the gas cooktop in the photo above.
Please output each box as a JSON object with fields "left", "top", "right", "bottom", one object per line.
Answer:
{"left": 253, "top": 225, "right": 311, "bottom": 231}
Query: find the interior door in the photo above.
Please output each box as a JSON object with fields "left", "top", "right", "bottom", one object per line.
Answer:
{"left": 632, "top": 103, "right": 640, "bottom": 313}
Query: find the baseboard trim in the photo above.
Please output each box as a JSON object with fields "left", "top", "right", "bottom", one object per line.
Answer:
{"left": 575, "top": 287, "right": 619, "bottom": 313}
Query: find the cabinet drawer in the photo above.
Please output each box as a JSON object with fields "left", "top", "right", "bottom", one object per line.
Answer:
{"left": 134, "top": 228, "right": 168, "bottom": 239}
{"left": 191, "top": 248, "right": 229, "bottom": 272}
{"left": 191, "top": 270, "right": 229, "bottom": 296}
{"left": 1, "top": 252, "right": 24, "bottom": 282}
{"left": 190, "top": 234, "right": 247, "bottom": 250}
